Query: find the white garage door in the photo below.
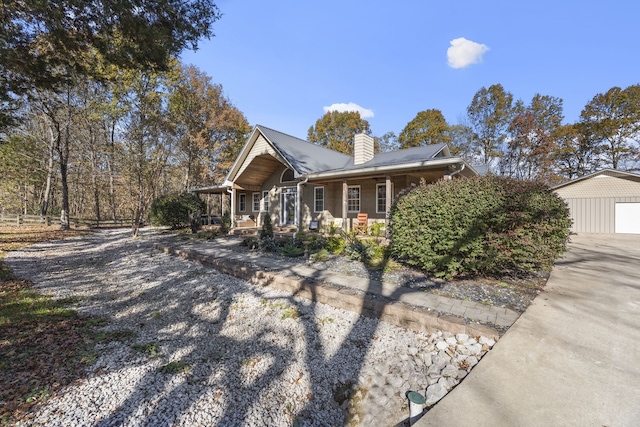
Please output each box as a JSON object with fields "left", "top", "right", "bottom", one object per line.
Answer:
{"left": 615, "top": 203, "right": 640, "bottom": 234}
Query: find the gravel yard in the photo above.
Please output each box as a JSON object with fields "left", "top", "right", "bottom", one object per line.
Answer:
{"left": 5, "top": 229, "right": 495, "bottom": 426}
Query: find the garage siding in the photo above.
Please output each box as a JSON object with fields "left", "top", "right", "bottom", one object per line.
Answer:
{"left": 563, "top": 197, "right": 640, "bottom": 233}
{"left": 554, "top": 172, "right": 640, "bottom": 234}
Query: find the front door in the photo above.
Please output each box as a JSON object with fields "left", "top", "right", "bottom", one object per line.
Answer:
{"left": 280, "top": 188, "right": 297, "bottom": 225}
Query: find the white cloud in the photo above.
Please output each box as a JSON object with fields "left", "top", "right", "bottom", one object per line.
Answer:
{"left": 323, "top": 102, "right": 374, "bottom": 118}
{"left": 447, "top": 37, "right": 490, "bottom": 69}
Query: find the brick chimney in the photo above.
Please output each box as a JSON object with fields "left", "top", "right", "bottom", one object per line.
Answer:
{"left": 354, "top": 133, "right": 374, "bottom": 165}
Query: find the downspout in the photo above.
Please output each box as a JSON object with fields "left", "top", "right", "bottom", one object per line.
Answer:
{"left": 447, "top": 163, "right": 465, "bottom": 179}
{"left": 293, "top": 175, "right": 309, "bottom": 239}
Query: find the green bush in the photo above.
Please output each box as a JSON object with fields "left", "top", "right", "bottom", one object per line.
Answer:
{"left": 389, "top": 176, "right": 571, "bottom": 278}
{"left": 220, "top": 211, "right": 231, "bottom": 234}
{"left": 279, "top": 242, "right": 305, "bottom": 257}
{"left": 261, "top": 214, "right": 274, "bottom": 239}
{"left": 311, "top": 248, "right": 330, "bottom": 262}
{"left": 326, "top": 236, "right": 345, "bottom": 254}
{"left": 149, "top": 193, "right": 205, "bottom": 230}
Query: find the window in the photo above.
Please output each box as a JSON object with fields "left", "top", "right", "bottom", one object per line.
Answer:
{"left": 314, "top": 187, "right": 324, "bottom": 212}
{"left": 262, "top": 191, "right": 269, "bottom": 211}
{"left": 238, "top": 193, "right": 246, "bottom": 212}
{"left": 281, "top": 168, "right": 295, "bottom": 182}
{"left": 252, "top": 193, "right": 260, "bottom": 212}
{"left": 376, "top": 184, "right": 388, "bottom": 213}
{"left": 347, "top": 186, "right": 360, "bottom": 212}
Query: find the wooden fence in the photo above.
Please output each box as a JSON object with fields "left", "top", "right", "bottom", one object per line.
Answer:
{"left": 0, "top": 214, "right": 136, "bottom": 229}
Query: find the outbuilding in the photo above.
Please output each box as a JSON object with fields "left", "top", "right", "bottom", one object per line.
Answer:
{"left": 553, "top": 169, "right": 640, "bottom": 234}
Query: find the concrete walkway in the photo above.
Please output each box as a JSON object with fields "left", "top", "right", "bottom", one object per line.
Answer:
{"left": 418, "top": 233, "right": 640, "bottom": 427}
{"left": 155, "top": 236, "right": 519, "bottom": 338}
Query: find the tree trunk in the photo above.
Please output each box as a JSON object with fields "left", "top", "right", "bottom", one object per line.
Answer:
{"left": 59, "top": 158, "right": 70, "bottom": 229}
{"left": 41, "top": 128, "right": 55, "bottom": 216}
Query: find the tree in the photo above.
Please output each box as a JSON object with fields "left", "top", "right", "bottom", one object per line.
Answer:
{"left": 307, "top": 111, "right": 371, "bottom": 155}
{"left": 553, "top": 124, "right": 601, "bottom": 180}
{"left": 374, "top": 132, "right": 400, "bottom": 153}
{"left": 398, "top": 109, "right": 451, "bottom": 148}
{"left": 169, "top": 65, "right": 250, "bottom": 189}
{"left": 447, "top": 123, "right": 477, "bottom": 164}
{"left": 500, "top": 94, "right": 563, "bottom": 182}
{"left": 466, "top": 84, "right": 514, "bottom": 166}
{"left": 119, "top": 68, "right": 178, "bottom": 237}
{"left": 579, "top": 85, "right": 640, "bottom": 169}
{"left": 0, "top": 0, "right": 221, "bottom": 133}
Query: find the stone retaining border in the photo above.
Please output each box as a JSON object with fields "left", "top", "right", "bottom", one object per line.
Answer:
{"left": 155, "top": 244, "right": 500, "bottom": 340}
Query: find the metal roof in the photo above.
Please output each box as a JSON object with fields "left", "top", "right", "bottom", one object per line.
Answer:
{"left": 256, "top": 125, "right": 352, "bottom": 174}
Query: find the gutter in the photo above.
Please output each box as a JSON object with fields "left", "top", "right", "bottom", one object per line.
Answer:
{"left": 294, "top": 175, "right": 309, "bottom": 239}
{"left": 307, "top": 157, "right": 474, "bottom": 181}
{"left": 447, "top": 163, "right": 465, "bottom": 178}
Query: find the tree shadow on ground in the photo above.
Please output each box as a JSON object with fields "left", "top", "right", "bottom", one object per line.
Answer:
{"left": 6, "top": 229, "right": 426, "bottom": 426}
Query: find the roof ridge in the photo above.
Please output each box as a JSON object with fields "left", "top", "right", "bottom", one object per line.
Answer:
{"left": 255, "top": 124, "right": 311, "bottom": 144}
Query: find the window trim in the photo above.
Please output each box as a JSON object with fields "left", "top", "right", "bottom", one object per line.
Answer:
{"left": 280, "top": 168, "right": 295, "bottom": 183}
{"left": 376, "top": 183, "right": 394, "bottom": 214}
{"left": 314, "top": 187, "right": 325, "bottom": 213}
{"left": 252, "top": 193, "right": 260, "bottom": 212}
{"left": 238, "top": 193, "right": 247, "bottom": 212}
{"left": 262, "top": 190, "right": 269, "bottom": 212}
{"left": 347, "top": 185, "right": 360, "bottom": 213}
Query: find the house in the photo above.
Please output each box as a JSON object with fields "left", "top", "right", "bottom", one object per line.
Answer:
{"left": 553, "top": 169, "right": 640, "bottom": 234}
{"left": 193, "top": 125, "right": 477, "bottom": 233}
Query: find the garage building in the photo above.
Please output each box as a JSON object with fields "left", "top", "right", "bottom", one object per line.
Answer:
{"left": 553, "top": 169, "right": 640, "bottom": 234}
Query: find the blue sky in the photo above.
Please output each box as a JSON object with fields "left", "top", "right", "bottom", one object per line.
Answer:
{"left": 180, "top": 0, "right": 640, "bottom": 140}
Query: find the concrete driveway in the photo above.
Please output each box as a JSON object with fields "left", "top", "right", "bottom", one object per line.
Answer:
{"left": 418, "top": 233, "right": 640, "bottom": 427}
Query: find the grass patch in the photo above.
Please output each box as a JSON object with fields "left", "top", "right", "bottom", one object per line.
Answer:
{"left": 0, "top": 226, "right": 99, "bottom": 424}
{"left": 132, "top": 342, "right": 160, "bottom": 358}
{"left": 158, "top": 360, "right": 190, "bottom": 375}
{"left": 95, "top": 328, "right": 136, "bottom": 344}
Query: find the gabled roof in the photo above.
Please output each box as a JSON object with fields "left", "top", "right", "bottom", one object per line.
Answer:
{"left": 257, "top": 125, "right": 352, "bottom": 174}
{"left": 553, "top": 169, "right": 640, "bottom": 190}
{"left": 224, "top": 124, "right": 476, "bottom": 185}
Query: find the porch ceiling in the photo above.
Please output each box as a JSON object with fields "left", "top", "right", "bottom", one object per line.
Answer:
{"left": 235, "top": 154, "right": 284, "bottom": 187}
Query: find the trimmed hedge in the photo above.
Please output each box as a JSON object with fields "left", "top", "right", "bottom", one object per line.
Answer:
{"left": 149, "top": 192, "right": 205, "bottom": 230}
{"left": 389, "top": 176, "right": 571, "bottom": 278}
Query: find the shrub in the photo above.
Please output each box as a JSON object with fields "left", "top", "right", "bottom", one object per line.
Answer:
{"left": 196, "top": 229, "right": 220, "bottom": 241}
{"left": 279, "top": 241, "right": 305, "bottom": 257}
{"left": 240, "top": 237, "right": 259, "bottom": 249}
{"left": 149, "top": 193, "right": 205, "bottom": 230}
{"left": 220, "top": 211, "right": 232, "bottom": 234}
{"left": 258, "top": 236, "right": 280, "bottom": 252}
{"left": 261, "top": 214, "right": 274, "bottom": 239}
{"left": 389, "top": 176, "right": 571, "bottom": 278}
{"left": 326, "top": 236, "right": 345, "bottom": 254}
{"left": 311, "top": 248, "right": 330, "bottom": 262}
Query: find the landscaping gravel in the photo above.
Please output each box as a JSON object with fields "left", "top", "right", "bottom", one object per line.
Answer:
{"left": 5, "top": 229, "right": 495, "bottom": 426}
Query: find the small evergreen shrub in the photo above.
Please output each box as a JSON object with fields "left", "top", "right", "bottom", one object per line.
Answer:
{"left": 149, "top": 193, "right": 205, "bottom": 230}
{"left": 326, "top": 236, "right": 345, "bottom": 254}
{"left": 311, "top": 248, "right": 330, "bottom": 262}
{"left": 280, "top": 242, "right": 304, "bottom": 257}
{"left": 389, "top": 176, "right": 571, "bottom": 278}
{"left": 261, "top": 214, "right": 274, "bottom": 239}
{"left": 258, "top": 236, "right": 280, "bottom": 252}
{"left": 220, "top": 211, "right": 231, "bottom": 234}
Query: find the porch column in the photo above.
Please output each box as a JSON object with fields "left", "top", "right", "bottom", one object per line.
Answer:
{"left": 206, "top": 193, "right": 211, "bottom": 225}
{"left": 385, "top": 176, "right": 392, "bottom": 220}
{"left": 230, "top": 188, "right": 236, "bottom": 228}
{"left": 386, "top": 176, "right": 392, "bottom": 236}
{"left": 342, "top": 179, "right": 348, "bottom": 231}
